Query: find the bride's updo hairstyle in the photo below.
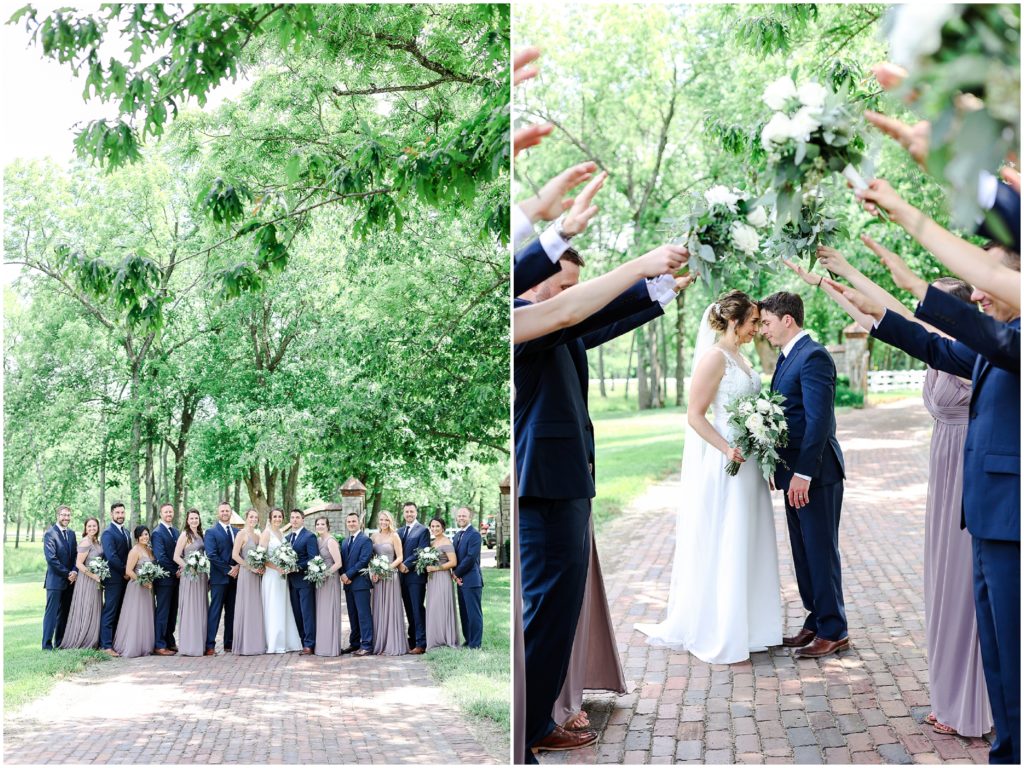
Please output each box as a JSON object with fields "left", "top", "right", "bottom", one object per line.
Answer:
{"left": 707, "top": 290, "right": 756, "bottom": 333}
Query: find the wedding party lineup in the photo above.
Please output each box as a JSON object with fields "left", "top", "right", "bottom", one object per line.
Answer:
{"left": 4, "top": 2, "right": 1022, "bottom": 767}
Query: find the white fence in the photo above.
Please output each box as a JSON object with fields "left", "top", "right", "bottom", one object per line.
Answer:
{"left": 866, "top": 369, "right": 927, "bottom": 392}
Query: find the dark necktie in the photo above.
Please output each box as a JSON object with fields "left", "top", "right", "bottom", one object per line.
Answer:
{"left": 121, "top": 526, "right": 130, "bottom": 548}
{"left": 62, "top": 528, "right": 69, "bottom": 549}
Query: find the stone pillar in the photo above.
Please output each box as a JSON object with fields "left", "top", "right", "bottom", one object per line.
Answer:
{"left": 844, "top": 322, "right": 870, "bottom": 398}
{"left": 340, "top": 477, "right": 367, "bottom": 530}
{"left": 496, "top": 473, "right": 511, "bottom": 569}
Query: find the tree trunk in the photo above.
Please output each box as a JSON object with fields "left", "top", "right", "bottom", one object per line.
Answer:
{"left": 675, "top": 293, "right": 686, "bottom": 406}
{"left": 367, "top": 479, "right": 383, "bottom": 529}
{"left": 170, "top": 388, "right": 198, "bottom": 527}
{"left": 624, "top": 330, "right": 637, "bottom": 399}
{"left": 99, "top": 414, "right": 109, "bottom": 520}
{"left": 243, "top": 466, "right": 271, "bottom": 525}
{"left": 598, "top": 346, "right": 607, "bottom": 397}
{"left": 283, "top": 455, "right": 301, "bottom": 513}
{"left": 659, "top": 314, "right": 668, "bottom": 405}
{"left": 15, "top": 504, "right": 22, "bottom": 549}
{"left": 264, "top": 464, "right": 279, "bottom": 510}
{"left": 234, "top": 478, "right": 241, "bottom": 515}
{"left": 636, "top": 327, "right": 650, "bottom": 409}
{"left": 754, "top": 336, "right": 777, "bottom": 374}
{"left": 128, "top": 372, "right": 142, "bottom": 530}
{"left": 145, "top": 437, "right": 156, "bottom": 526}
{"left": 30, "top": 518, "right": 36, "bottom": 542}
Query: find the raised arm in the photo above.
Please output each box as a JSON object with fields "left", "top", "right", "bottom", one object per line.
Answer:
{"left": 816, "top": 242, "right": 913, "bottom": 320}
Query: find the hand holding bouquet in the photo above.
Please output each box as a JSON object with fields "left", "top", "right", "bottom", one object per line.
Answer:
{"left": 304, "top": 555, "right": 329, "bottom": 587}
{"left": 136, "top": 561, "right": 170, "bottom": 589}
{"left": 245, "top": 546, "right": 267, "bottom": 572}
{"left": 270, "top": 542, "right": 298, "bottom": 574}
{"left": 414, "top": 546, "right": 441, "bottom": 575}
{"left": 361, "top": 553, "right": 395, "bottom": 584}
{"left": 183, "top": 550, "right": 211, "bottom": 580}
{"left": 725, "top": 389, "right": 789, "bottom": 481}
{"left": 87, "top": 557, "right": 110, "bottom": 588}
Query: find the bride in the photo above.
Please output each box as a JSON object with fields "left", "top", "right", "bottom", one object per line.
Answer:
{"left": 260, "top": 507, "right": 303, "bottom": 653}
{"left": 636, "top": 290, "right": 782, "bottom": 663}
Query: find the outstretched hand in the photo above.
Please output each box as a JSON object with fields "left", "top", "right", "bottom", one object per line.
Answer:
{"left": 782, "top": 258, "right": 820, "bottom": 287}
{"left": 815, "top": 246, "right": 852, "bottom": 278}
{"left": 860, "top": 234, "right": 927, "bottom": 299}
{"left": 823, "top": 278, "right": 885, "bottom": 321}
{"left": 513, "top": 123, "right": 553, "bottom": 158}
{"left": 864, "top": 110, "right": 930, "bottom": 169}
{"left": 561, "top": 171, "right": 607, "bottom": 237}
{"left": 636, "top": 244, "right": 689, "bottom": 278}
{"left": 870, "top": 62, "right": 909, "bottom": 92}
{"left": 519, "top": 162, "right": 599, "bottom": 223}
{"left": 513, "top": 47, "right": 541, "bottom": 86}
{"left": 855, "top": 178, "right": 910, "bottom": 222}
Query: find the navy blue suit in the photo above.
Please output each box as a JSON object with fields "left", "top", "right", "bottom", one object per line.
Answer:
{"left": 42, "top": 524, "right": 77, "bottom": 649}
{"left": 873, "top": 287, "right": 1019, "bottom": 763}
{"left": 286, "top": 527, "right": 319, "bottom": 650}
{"left": 204, "top": 523, "right": 238, "bottom": 651}
{"left": 514, "top": 237, "right": 561, "bottom": 297}
{"left": 341, "top": 531, "right": 374, "bottom": 651}
{"left": 398, "top": 521, "right": 429, "bottom": 649}
{"left": 151, "top": 523, "right": 179, "bottom": 650}
{"left": 453, "top": 525, "right": 484, "bottom": 648}
{"left": 977, "top": 180, "right": 1021, "bottom": 254}
{"left": 515, "top": 279, "right": 665, "bottom": 747}
{"left": 99, "top": 522, "right": 131, "bottom": 649}
{"left": 771, "top": 334, "right": 847, "bottom": 642}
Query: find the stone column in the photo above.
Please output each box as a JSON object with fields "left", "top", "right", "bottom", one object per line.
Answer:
{"left": 496, "top": 473, "right": 511, "bottom": 569}
{"left": 844, "top": 321, "right": 870, "bottom": 398}
{"left": 340, "top": 477, "right": 367, "bottom": 530}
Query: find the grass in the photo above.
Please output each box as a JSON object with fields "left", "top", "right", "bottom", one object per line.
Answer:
{"left": 4, "top": 541, "right": 48, "bottom": 578}
{"left": 424, "top": 567, "right": 509, "bottom": 754}
{"left": 3, "top": 572, "right": 109, "bottom": 710}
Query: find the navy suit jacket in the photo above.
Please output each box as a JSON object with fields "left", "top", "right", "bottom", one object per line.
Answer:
{"left": 204, "top": 524, "right": 236, "bottom": 587}
{"left": 873, "top": 286, "right": 1020, "bottom": 541}
{"left": 399, "top": 523, "right": 430, "bottom": 585}
{"left": 514, "top": 237, "right": 561, "bottom": 297}
{"left": 100, "top": 523, "right": 130, "bottom": 583}
{"left": 43, "top": 525, "right": 78, "bottom": 590}
{"left": 514, "top": 280, "right": 665, "bottom": 500}
{"left": 977, "top": 180, "right": 1021, "bottom": 254}
{"left": 341, "top": 532, "right": 373, "bottom": 591}
{"left": 453, "top": 526, "right": 483, "bottom": 588}
{"left": 770, "top": 334, "right": 846, "bottom": 490}
{"left": 287, "top": 528, "right": 319, "bottom": 588}
{"left": 151, "top": 523, "right": 179, "bottom": 585}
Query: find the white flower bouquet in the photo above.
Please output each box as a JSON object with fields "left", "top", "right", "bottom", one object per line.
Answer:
{"left": 304, "top": 555, "right": 329, "bottom": 587}
{"left": 759, "top": 75, "right": 866, "bottom": 228}
{"left": 673, "top": 185, "right": 772, "bottom": 285}
{"left": 136, "top": 561, "right": 169, "bottom": 588}
{"left": 414, "top": 546, "right": 441, "bottom": 575}
{"left": 245, "top": 546, "right": 267, "bottom": 571}
{"left": 270, "top": 542, "right": 298, "bottom": 573}
{"left": 724, "top": 389, "right": 789, "bottom": 481}
{"left": 183, "top": 550, "right": 211, "bottom": 580}
{"left": 87, "top": 557, "right": 110, "bottom": 588}
{"left": 361, "top": 553, "right": 395, "bottom": 582}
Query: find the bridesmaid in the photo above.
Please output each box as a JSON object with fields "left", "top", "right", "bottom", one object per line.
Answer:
{"left": 59, "top": 517, "right": 105, "bottom": 649}
{"left": 370, "top": 511, "right": 407, "bottom": 655}
{"left": 313, "top": 517, "right": 344, "bottom": 657}
{"left": 112, "top": 525, "right": 156, "bottom": 658}
{"left": 231, "top": 508, "right": 266, "bottom": 655}
{"left": 173, "top": 509, "right": 208, "bottom": 657}
{"left": 425, "top": 517, "right": 461, "bottom": 650}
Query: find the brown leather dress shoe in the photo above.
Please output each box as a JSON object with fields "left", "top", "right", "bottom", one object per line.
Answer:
{"left": 532, "top": 725, "right": 598, "bottom": 752}
{"left": 153, "top": 648, "right": 176, "bottom": 656}
{"left": 795, "top": 636, "right": 850, "bottom": 659}
{"left": 300, "top": 648, "right": 313, "bottom": 655}
{"left": 204, "top": 648, "right": 216, "bottom": 656}
{"left": 782, "top": 628, "right": 816, "bottom": 648}
{"left": 409, "top": 647, "right": 425, "bottom": 655}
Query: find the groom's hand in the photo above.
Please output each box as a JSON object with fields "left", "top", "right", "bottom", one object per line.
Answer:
{"left": 787, "top": 476, "right": 811, "bottom": 509}
{"left": 518, "top": 162, "right": 599, "bottom": 223}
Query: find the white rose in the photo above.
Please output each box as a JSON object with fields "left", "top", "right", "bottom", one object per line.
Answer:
{"left": 745, "top": 205, "right": 769, "bottom": 228}
{"left": 756, "top": 399, "right": 772, "bottom": 414}
{"left": 762, "top": 75, "right": 798, "bottom": 111}
{"left": 704, "top": 184, "right": 742, "bottom": 212}
{"left": 797, "top": 82, "right": 828, "bottom": 111}
{"left": 730, "top": 221, "right": 760, "bottom": 256}
{"left": 887, "top": 4, "right": 957, "bottom": 69}
{"left": 745, "top": 412, "right": 764, "bottom": 432}
{"left": 739, "top": 401, "right": 755, "bottom": 415}
{"left": 760, "top": 112, "right": 793, "bottom": 147}
{"left": 787, "top": 107, "right": 822, "bottom": 142}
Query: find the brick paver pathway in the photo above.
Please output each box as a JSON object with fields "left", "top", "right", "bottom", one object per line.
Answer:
{"left": 544, "top": 398, "right": 992, "bottom": 765}
{"left": 4, "top": 640, "right": 499, "bottom": 764}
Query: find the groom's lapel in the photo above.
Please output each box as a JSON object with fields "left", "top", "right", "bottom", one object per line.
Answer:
{"left": 775, "top": 335, "right": 812, "bottom": 386}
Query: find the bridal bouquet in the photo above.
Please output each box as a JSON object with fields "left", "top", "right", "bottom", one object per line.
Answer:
{"left": 270, "top": 542, "right": 298, "bottom": 573}
{"left": 245, "top": 546, "right": 268, "bottom": 571}
{"left": 414, "top": 546, "right": 441, "bottom": 575}
{"left": 361, "top": 553, "right": 395, "bottom": 582}
{"left": 87, "top": 557, "right": 110, "bottom": 588}
{"left": 136, "top": 561, "right": 169, "bottom": 588}
{"left": 759, "top": 75, "right": 865, "bottom": 228}
{"left": 183, "top": 550, "right": 211, "bottom": 580}
{"left": 304, "top": 555, "right": 329, "bottom": 587}
{"left": 674, "top": 185, "right": 772, "bottom": 285}
{"left": 725, "top": 389, "right": 789, "bottom": 481}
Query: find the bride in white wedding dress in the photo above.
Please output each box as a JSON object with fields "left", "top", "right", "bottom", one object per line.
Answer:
{"left": 260, "top": 508, "right": 303, "bottom": 653}
{"left": 636, "top": 291, "right": 782, "bottom": 664}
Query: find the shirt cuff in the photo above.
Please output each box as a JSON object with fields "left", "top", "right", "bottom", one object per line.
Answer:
{"left": 978, "top": 170, "right": 998, "bottom": 210}
{"left": 646, "top": 274, "right": 677, "bottom": 307}
{"left": 794, "top": 473, "right": 811, "bottom": 481}
{"left": 512, "top": 205, "right": 534, "bottom": 252}
{"left": 538, "top": 225, "right": 569, "bottom": 263}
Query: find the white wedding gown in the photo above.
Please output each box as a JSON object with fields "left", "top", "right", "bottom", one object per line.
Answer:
{"left": 262, "top": 530, "right": 303, "bottom": 653}
{"left": 636, "top": 345, "right": 782, "bottom": 664}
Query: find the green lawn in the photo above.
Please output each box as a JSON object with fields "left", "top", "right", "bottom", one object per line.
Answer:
{"left": 3, "top": 572, "right": 109, "bottom": 710}
{"left": 4, "top": 541, "right": 48, "bottom": 578}
{"left": 424, "top": 567, "right": 509, "bottom": 754}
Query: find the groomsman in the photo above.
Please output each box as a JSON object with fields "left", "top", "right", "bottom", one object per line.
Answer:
{"left": 340, "top": 512, "right": 374, "bottom": 656}
{"left": 452, "top": 507, "right": 484, "bottom": 649}
{"left": 204, "top": 501, "right": 239, "bottom": 655}
{"left": 151, "top": 503, "right": 180, "bottom": 656}
{"left": 287, "top": 509, "right": 318, "bottom": 654}
{"left": 397, "top": 502, "right": 429, "bottom": 654}
{"left": 42, "top": 505, "right": 77, "bottom": 650}
{"left": 99, "top": 502, "right": 131, "bottom": 656}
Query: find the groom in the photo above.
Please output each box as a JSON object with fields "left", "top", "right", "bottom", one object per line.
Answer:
{"left": 287, "top": 509, "right": 318, "bottom": 654}
{"left": 759, "top": 292, "right": 848, "bottom": 659}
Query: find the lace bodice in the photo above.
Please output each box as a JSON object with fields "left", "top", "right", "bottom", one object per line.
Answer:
{"left": 710, "top": 348, "right": 761, "bottom": 442}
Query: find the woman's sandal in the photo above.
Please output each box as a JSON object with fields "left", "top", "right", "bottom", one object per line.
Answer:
{"left": 564, "top": 712, "right": 591, "bottom": 731}
{"left": 924, "top": 712, "right": 937, "bottom": 725}
{"left": 932, "top": 721, "right": 959, "bottom": 736}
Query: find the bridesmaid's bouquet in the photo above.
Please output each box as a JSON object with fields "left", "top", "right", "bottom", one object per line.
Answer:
{"left": 245, "top": 546, "right": 268, "bottom": 571}
{"left": 414, "top": 546, "right": 441, "bottom": 575}
{"left": 270, "top": 542, "right": 298, "bottom": 573}
{"left": 136, "top": 561, "right": 169, "bottom": 588}
{"left": 725, "top": 389, "right": 789, "bottom": 481}
{"left": 183, "top": 550, "right": 211, "bottom": 580}
{"left": 361, "top": 553, "right": 395, "bottom": 582}
{"left": 87, "top": 557, "right": 110, "bottom": 588}
{"left": 304, "top": 555, "right": 329, "bottom": 587}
